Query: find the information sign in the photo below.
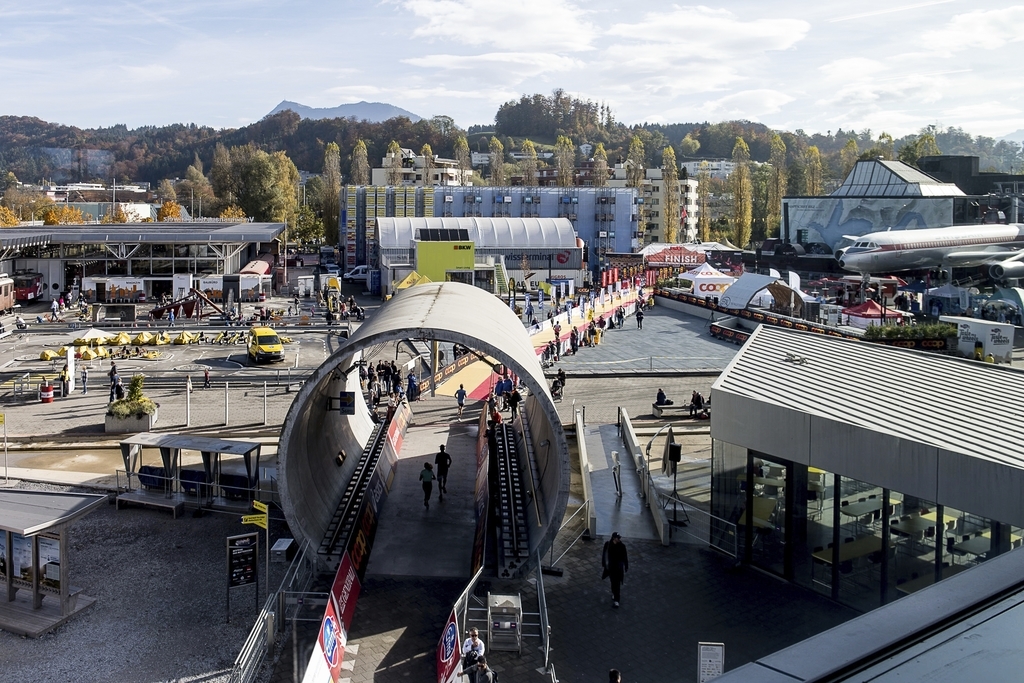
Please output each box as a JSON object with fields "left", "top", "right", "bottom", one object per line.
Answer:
{"left": 227, "top": 533, "right": 258, "bottom": 588}
{"left": 698, "top": 641, "right": 725, "bottom": 682}
{"left": 338, "top": 391, "right": 356, "bottom": 415}
{"left": 252, "top": 500, "right": 268, "bottom": 513}
{"left": 241, "top": 514, "right": 268, "bottom": 530}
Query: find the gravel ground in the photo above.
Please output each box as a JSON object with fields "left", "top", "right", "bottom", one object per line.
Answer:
{"left": 0, "top": 481, "right": 280, "bottom": 683}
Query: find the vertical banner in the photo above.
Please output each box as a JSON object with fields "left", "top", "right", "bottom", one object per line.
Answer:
{"left": 471, "top": 407, "right": 490, "bottom": 576}
{"left": 317, "top": 596, "right": 345, "bottom": 683}
{"left": 436, "top": 609, "right": 462, "bottom": 683}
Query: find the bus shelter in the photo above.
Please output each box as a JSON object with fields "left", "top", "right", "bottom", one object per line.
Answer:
{"left": 117, "top": 433, "right": 263, "bottom": 516}
{"left": 0, "top": 489, "right": 106, "bottom": 637}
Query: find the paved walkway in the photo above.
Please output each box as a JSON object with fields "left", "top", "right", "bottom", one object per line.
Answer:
{"left": 584, "top": 423, "right": 658, "bottom": 541}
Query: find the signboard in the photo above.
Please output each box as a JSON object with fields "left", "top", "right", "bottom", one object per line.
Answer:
{"left": 12, "top": 534, "right": 30, "bottom": 580}
{"left": 940, "top": 315, "right": 1015, "bottom": 363}
{"left": 436, "top": 609, "right": 462, "bottom": 683}
{"left": 331, "top": 552, "right": 361, "bottom": 635}
{"left": 338, "top": 391, "right": 356, "bottom": 415}
{"left": 252, "top": 500, "right": 268, "bottom": 513}
{"left": 699, "top": 642, "right": 725, "bottom": 682}
{"left": 38, "top": 535, "right": 61, "bottom": 590}
{"left": 241, "top": 513, "right": 268, "bottom": 530}
{"left": 317, "top": 596, "right": 345, "bottom": 683}
{"left": 227, "top": 533, "right": 259, "bottom": 588}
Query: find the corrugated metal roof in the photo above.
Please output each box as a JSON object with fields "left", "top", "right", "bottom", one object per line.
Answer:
{"left": 713, "top": 325, "right": 1024, "bottom": 465}
{"left": 376, "top": 217, "right": 577, "bottom": 250}
{"left": 0, "top": 490, "right": 107, "bottom": 535}
{"left": 0, "top": 222, "right": 284, "bottom": 243}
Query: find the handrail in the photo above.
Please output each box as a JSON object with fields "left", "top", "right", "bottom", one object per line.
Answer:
{"left": 535, "top": 550, "right": 552, "bottom": 670}
{"left": 574, "top": 409, "right": 598, "bottom": 537}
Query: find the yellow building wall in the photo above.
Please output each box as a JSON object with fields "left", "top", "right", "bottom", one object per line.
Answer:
{"left": 415, "top": 242, "right": 475, "bottom": 283}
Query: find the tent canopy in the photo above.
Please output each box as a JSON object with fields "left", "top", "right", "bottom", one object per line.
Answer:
{"left": 684, "top": 262, "right": 729, "bottom": 278}
{"left": 842, "top": 300, "right": 909, "bottom": 317}
{"left": 395, "top": 271, "right": 432, "bottom": 290}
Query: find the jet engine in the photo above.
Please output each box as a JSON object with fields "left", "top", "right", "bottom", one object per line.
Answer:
{"left": 989, "top": 261, "right": 1024, "bottom": 280}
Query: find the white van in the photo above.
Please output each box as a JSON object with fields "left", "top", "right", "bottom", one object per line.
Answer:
{"left": 343, "top": 266, "right": 369, "bottom": 284}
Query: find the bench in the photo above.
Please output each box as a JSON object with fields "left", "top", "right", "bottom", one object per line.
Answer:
{"left": 652, "top": 403, "right": 711, "bottom": 419}
{"left": 115, "top": 491, "right": 185, "bottom": 519}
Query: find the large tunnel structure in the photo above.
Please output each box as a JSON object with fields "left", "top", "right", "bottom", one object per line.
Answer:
{"left": 277, "top": 282, "right": 571, "bottom": 575}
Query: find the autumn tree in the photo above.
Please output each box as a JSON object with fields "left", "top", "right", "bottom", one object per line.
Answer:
{"left": 751, "top": 163, "right": 772, "bottom": 242}
{"left": 0, "top": 205, "right": 18, "bottom": 227}
{"left": 42, "top": 205, "right": 84, "bottom": 225}
{"left": 385, "top": 140, "right": 403, "bottom": 185}
{"left": 101, "top": 204, "right": 130, "bottom": 224}
{"left": 592, "top": 143, "right": 609, "bottom": 187}
{"left": 350, "top": 140, "right": 370, "bottom": 185}
{"left": 420, "top": 144, "right": 435, "bottom": 186}
{"left": 454, "top": 136, "right": 471, "bottom": 186}
{"left": 322, "top": 142, "right": 342, "bottom": 245}
{"left": 897, "top": 133, "right": 941, "bottom": 168}
{"left": 520, "top": 139, "right": 538, "bottom": 186}
{"left": 219, "top": 205, "right": 247, "bottom": 220}
{"left": 554, "top": 136, "right": 575, "bottom": 187}
{"left": 766, "top": 133, "right": 787, "bottom": 238}
{"left": 804, "top": 146, "right": 823, "bottom": 195}
{"left": 2, "top": 186, "right": 52, "bottom": 221}
{"left": 696, "top": 161, "right": 712, "bottom": 242}
{"left": 730, "top": 137, "right": 753, "bottom": 248}
{"left": 489, "top": 137, "right": 505, "bottom": 185}
{"left": 293, "top": 204, "right": 324, "bottom": 244}
{"left": 626, "top": 136, "right": 645, "bottom": 188}
{"left": 270, "top": 151, "right": 300, "bottom": 227}
{"left": 157, "top": 201, "right": 182, "bottom": 221}
{"left": 840, "top": 138, "right": 859, "bottom": 177}
{"left": 662, "top": 146, "right": 680, "bottom": 243}
{"left": 157, "top": 179, "right": 177, "bottom": 203}
{"left": 211, "top": 143, "right": 234, "bottom": 202}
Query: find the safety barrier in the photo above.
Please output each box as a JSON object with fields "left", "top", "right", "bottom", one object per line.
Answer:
{"left": 574, "top": 409, "right": 599, "bottom": 538}
{"left": 543, "top": 501, "right": 592, "bottom": 570}
{"left": 656, "top": 490, "right": 738, "bottom": 557}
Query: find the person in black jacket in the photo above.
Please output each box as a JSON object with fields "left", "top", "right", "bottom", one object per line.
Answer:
{"left": 602, "top": 532, "right": 629, "bottom": 607}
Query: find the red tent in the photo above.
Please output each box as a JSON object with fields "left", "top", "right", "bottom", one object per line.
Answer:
{"left": 841, "top": 300, "right": 908, "bottom": 328}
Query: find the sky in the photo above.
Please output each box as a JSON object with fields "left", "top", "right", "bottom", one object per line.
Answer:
{"left": 1, "top": 0, "right": 1022, "bottom": 139}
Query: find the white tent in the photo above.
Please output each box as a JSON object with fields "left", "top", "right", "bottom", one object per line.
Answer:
{"left": 676, "top": 262, "right": 736, "bottom": 294}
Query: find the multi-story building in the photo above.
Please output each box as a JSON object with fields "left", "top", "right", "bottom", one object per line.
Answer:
{"left": 370, "top": 148, "right": 472, "bottom": 187}
{"left": 681, "top": 159, "right": 736, "bottom": 181}
{"left": 341, "top": 185, "right": 639, "bottom": 279}
{"left": 608, "top": 164, "right": 699, "bottom": 244}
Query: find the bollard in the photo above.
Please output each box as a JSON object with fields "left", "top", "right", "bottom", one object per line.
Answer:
{"left": 186, "top": 380, "right": 191, "bottom": 427}
{"left": 650, "top": 356, "right": 653, "bottom": 371}
{"left": 276, "top": 369, "right": 280, "bottom": 387}
{"left": 224, "top": 381, "right": 229, "bottom": 426}
{"left": 263, "top": 381, "right": 268, "bottom": 426}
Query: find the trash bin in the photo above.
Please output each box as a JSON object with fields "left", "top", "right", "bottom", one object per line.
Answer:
{"left": 40, "top": 382, "right": 54, "bottom": 403}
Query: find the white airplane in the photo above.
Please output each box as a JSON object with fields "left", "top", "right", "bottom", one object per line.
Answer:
{"left": 834, "top": 224, "right": 1024, "bottom": 279}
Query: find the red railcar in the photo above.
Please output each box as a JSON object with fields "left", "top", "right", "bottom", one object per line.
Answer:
{"left": 13, "top": 272, "right": 43, "bottom": 302}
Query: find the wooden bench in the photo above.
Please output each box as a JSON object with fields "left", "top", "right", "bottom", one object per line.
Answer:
{"left": 115, "top": 491, "right": 185, "bottom": 518}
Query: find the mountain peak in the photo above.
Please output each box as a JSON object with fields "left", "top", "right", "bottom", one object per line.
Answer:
{"left": 268, "top": 100, "right": 422, "bottom": 123}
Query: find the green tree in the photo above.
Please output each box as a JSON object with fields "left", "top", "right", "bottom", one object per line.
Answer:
{"left": 454, "top": 136, "right": 471, "bottom": 186}
{"left": 661, "top": 146, "right": 679, "bottom": 243}
{"left": 592, "top": 142, "right": 609, "bottom": 187}
{"left": 350, "top": 140, "right": 369, "bottom": 185}
{"left": 210, "top": 143, "right": 234, "bottom": 201}
{"left": 554, "top": 135, "right": 575, "bottom": 187}
{"left": 385, "top": 140, "right": 403, "bottom": 186}
{"left": 730, "top": 137, "right": 753, "bottom": 248}
{"left": 840, "top": 138, "right": 859, "bottom": 177}
{"left": 898, "top": 133, "right": 941, "bottom": 167}
{"left": 293, "top": 204, "right": 324, "bottom": 244}
{"left": 878, "top": 132, "right": 894, "bottom": 159}
{"left": 270, "top": 151, "right": 300, "bottom": 227}
{"left": 804, "top": 146, "right": 823, "bottom": 195}
{"left": 679, "top": 134, "right": 701, "bottom": 157}
{"left": 696, "top": 161, "right": 712, "bottom": 242}
{"left": 626, "top": 136, "right": 645, "bottom": 188}
{"left": 489, "top": 136, "right": 505, "bottom": 185}
{"left": 420, "top": 144, "right": 435, "bottom": 186}
{"left": 751, "top": 162, "right": 772, "bottom": 242}
{"left": 767, "top": 133, "right": 787, "bottom": 238}
{"left": 520, "top": 139, "right": 538, "bottom": 186}
{"left": 322, "top": 142, "right": 342, "bottom": 245}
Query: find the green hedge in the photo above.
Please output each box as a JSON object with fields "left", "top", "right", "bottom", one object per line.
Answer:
{"left": 862, "top": 322, "right": 957, "bottom": 340}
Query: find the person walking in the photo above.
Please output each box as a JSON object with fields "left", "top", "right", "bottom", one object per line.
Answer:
{"left": 168, "top": 309, "right": 175, "bottom": 328}
{"left": 602, "top": 532, "right": 629, "bottom": 607}
{"left": 203, "top": 367, "right": 211, "bottom": 389}
{"left": 455, "top": 383, "right": 467, "bottom": 420}
{"left": 58, "top": 364, "right": 70, "bottom": 398}
{"left": 461, "top": 657, "right": 496, "bottom": 683}
{"left": 508, "top": 387, "right": 522, "bottom": 422}
{"left": 419, "top": 462, "right": 435, "bottom": 509}
{"left": 81, "top": 366, "right": 88, "bottom": 395}
{"left": 635, "top": 307, "right": 644, "bottom": 329}
{"left": 434, "top": 445, "right": 452, "bottom": 502}
{"left": 108, "top": 362, "right": 119, "bottom": 402}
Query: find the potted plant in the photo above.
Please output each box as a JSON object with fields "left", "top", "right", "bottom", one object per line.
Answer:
{"left": 105, "top": 374, "right": 159, "bottom": 433}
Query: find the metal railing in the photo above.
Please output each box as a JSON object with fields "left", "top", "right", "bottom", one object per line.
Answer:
{"left": 535, "top": 551, "right": 552, "bottom": 670}
{"left": 544, "top": 501, "right": 592, "bottom": 570}
{"left": 657, "top": 490, "right": 738, "bottom": 557}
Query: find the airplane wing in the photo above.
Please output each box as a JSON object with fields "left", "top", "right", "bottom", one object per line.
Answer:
{"left": 942, "top": 249, "right": 1020, "bottom": 264}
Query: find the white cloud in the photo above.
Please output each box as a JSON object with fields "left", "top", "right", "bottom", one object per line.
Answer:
{"left": 401, "top": 0, "right": 597, "bottom": 52}
{"left": 404, "top": 52, "right": 583, "bottom": 79}
{"left": 919, "top": 7, "right": 1024, "bottom": 52}
{"left": 818, "top": 58, "right": 889, "bottom": 82}
{"left": 699, "top": 89, "right": 795, "bottom": 119}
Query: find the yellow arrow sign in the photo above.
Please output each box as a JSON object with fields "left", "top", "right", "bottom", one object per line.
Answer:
{"left": 252, "top": 500, "right": 268, "bottom": 513}
{"left": 0, "top": 414, "right": 6, "bottom": 425}
{"left": 241, "top": 514, "right": 268, "bottom": 530}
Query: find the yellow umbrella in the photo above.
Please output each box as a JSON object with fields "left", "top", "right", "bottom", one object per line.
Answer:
{"left": 113, "top": 332, "right": 133, "bottom": 345}
{"left": 57, "top": 346, "right": 71, "bottom": 356}
{"left": 74, "top": 328, "right": 114, "bottom": 346}
{"left": 173, "top": 331, "right": 196, "bottom": 345}
{"left": 133, "top": 331, "right": 155, "bottom": 345}
{"left": 81, "top": 348, "right": 99, "bottom": 360}
{"left": 75, "top": 345, "right": 88, "bottom": 356}
{"left": 39, "top": 350, "right": 59, "bottom": 361}
{"left": 154, "top": 332, "right": 171, "bottom": 345}
{"left": 94, "top": 345, "right": 110, "bottom": 358}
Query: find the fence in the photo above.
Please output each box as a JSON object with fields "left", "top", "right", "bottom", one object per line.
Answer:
{"left": 544, "top": 501, "right": 592, "bottom": 570}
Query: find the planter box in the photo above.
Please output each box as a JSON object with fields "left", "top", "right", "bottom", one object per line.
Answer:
{"left": 105, "top": 407, "right": 158, "bottom": 434}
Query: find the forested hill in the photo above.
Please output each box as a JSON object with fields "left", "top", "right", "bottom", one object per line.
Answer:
{"left": 0, "top": 92, "right": 1021, "bottom": 186}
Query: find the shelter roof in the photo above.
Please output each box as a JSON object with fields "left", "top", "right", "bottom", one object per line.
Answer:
{"left": 2, "top": 222, "right": 284, "bottom": 244}
{"left": 713, "top": 325, "right": 1024, "bottom": 464}
{"left": 685, "top": 262, "right": 729, "bottom": 277}
{"left": 718, "top": 273, "right": 781, "bottom": 309}
{"left": 120, "top": 432, "right": 261, "bottom": 455}
{"left": 831, "top": 159, "right": 965, "bottom": 197}
{"left": 0, "top": 490, "right": 106, "bottom": 536}
{"left": 376, "top": 217, "right": 577, "bottom": 250}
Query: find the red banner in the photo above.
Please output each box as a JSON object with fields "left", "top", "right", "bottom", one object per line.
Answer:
{"left": 317, "top": 595, "right": 345, "bottom": 683}
{"left": 436, "top": 609, "right": 462, "bottom": 683}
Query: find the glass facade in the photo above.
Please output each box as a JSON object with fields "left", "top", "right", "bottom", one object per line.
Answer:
{"left": 713, "top": 445, "right": 1023, "bottom": 612}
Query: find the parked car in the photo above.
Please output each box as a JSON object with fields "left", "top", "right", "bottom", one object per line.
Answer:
{"left": 342, "top": 265, "right": 368, "bottom": 283}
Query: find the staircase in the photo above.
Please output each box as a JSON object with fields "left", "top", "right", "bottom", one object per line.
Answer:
{"left": 494, "top": 261, "right": 509, "bottom": 297}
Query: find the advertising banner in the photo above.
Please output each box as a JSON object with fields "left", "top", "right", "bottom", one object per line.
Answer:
{"left": 940, "top": 315, "right": 1015, "bottom": 363}
{"left": 316, "top": 594, "right": 345, "bottom": 683}
{"left": 436, "top": 609, "right": 462, "bottom": 683}
{"left": 471, "top": 407, "right": 490, "bottom": 576}
{"left": 38, "top": 535, "right": 61, "bottom": 590}
{"left": 12, "top": 534, "right": 31, "bottom": 581}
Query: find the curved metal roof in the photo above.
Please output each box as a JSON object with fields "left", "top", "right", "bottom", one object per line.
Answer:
{"left": 277, "top": 281, "right": 570, "bottom": 572}
{"left": 376, "top": 217, "right": 577, "bottom": 250}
